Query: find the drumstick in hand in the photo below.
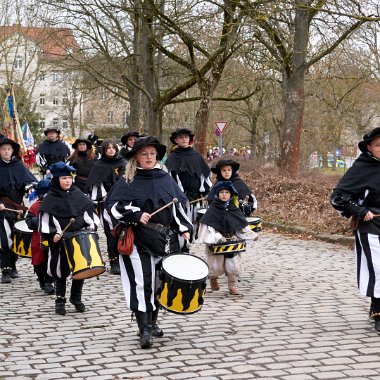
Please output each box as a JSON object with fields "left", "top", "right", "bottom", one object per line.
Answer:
{"left": 60, "top": 218, "right": 76, "bottom": 235}
{"left": 3, "top": 207, "right": 23, "bottom": 213}
{"left": 150, "top": 198, "right": 178, "bottom": 217}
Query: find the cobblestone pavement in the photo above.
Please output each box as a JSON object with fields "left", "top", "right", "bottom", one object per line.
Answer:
{"left": 1, "top": 232, "right": 380, "bottom": 380}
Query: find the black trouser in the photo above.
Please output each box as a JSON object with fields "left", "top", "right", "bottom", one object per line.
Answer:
{"left": 48, "top": 241, "right": 84, "bottom": 299}
{"left": 106, "top": 231, "right": 118, "bottom": 261}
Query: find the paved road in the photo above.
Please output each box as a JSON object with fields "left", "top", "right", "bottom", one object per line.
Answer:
{"left": 0, "top": 232, "right": 379, "bottom": 380}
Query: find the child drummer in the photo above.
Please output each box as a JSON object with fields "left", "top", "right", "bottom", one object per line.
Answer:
{"left": 208, "top": 159, "right": 257, "bottom": 216}
{"left": 197, "top": 181, "right": 256, "bottom": 295}
{"left": 39, "top": 162, "right": 100, "bottom": 315}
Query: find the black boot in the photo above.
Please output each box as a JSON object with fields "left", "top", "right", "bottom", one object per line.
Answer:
{"left": 152, "top": 307, "right": 164, "bottom": 337}
{"left": 135, "top": 311, "right": 153, "bottom": 348}
{"left": 55, "top": 297, "right": 66, "bottom": 315}
{"left": 70, "top": 280, "right": 86, "bottom": 312}
{"left": 1, "top": 268, "right": 12, "bottom": 284}
{"left": 110, "top": 259, "right": 121, "bottom": 275}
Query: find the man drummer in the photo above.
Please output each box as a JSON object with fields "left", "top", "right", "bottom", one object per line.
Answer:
{"left": 39, "top": 162, "right": 100, "bottom": 315}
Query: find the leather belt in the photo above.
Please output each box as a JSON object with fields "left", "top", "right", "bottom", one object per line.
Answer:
{"left": 144, "top": 222, "right": 170, "bottom": 235}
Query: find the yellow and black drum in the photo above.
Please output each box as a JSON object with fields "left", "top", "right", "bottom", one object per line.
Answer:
{"left": 209, "top": 239, "right": 246, "bottom": 258}
{"left": 63, "top": 231, "right": 106, "bottom": 280}
{"left": 246, "top": 216, "right": 262, "bottom": 233}
{"left": 157, "top": 253, "right": 209, "bottom": 315}
{"left": 13, "top": 220, "right": 33, "bottom": 258}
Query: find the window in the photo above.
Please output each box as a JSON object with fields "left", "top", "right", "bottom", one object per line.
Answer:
{"left": 53, "top": 97, "right": 59, "bottom": 105}
{"left": 40, "top": 95, "right": 45, "bottom": 105}
{"left": 108, "top": 111, "right": 114, "bottom": 123}
{"left": 52, "top": 72, "right": 59, "bottom": 82}
{"left": 53, "top": 118, "right": 59, "bottom": 128}
{"left": 62, "top": 120, "right": 68, "bottom": 129}
{"left": 39, "top": 71, "right": 45, "bottom": 81}
{"left": 14, "top": 55, "right": 22, "bottom": 69}
{"left": 87, "top": 110, "right": 93, "bottom": 121}
{"left": 62, "top": 96, "right": 68, "bottom": 105}
{"left": 40, "top": 119, "right": 45, "bottom": 128}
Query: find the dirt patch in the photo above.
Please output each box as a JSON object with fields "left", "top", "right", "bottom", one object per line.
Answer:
{"left": 212, "top": 158, "right": 352, "bottom": 237}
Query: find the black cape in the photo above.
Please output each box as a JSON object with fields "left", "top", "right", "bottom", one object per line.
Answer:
{"left": 85, "top": 155, "right": 126, "bottom": 192}
{"left": 37, "top": 140, "right": 70, "bottom": 159}
{"left": 107, "top": 168, "right": 188, "bottom": 210}
{"left": 0, "top": 158, "right": 37, "bottom": 204}
{"left": 0, "top": 158, "right": 36, "bottom": 190}
{"left": 40, "top": 177, "right": 94, "bottom": 218}
{"left": 200, "top": 198, "right": 248, "bottom": 233}
{"left": 165, "top": 147, "right": 210, "bottom": 177}
{"left": 208, "top": 172, "right": 252, "bottom": 201}
{"left": 106, "top": 168, "right": 189, "bottom": 257}
{"left": 334, "top": 153, "right": 380, "bottom": 196}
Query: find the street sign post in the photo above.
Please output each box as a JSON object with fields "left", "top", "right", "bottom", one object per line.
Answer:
{"left": 214, "top": 121, "right": 228, "bottom": 154}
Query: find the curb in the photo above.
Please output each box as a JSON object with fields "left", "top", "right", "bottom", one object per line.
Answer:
{"left": 263, "top": 221, "right": 354, "bottom": 247}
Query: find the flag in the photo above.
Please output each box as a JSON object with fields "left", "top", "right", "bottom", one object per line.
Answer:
{"left": 3, "top": 88, "right": 14, "bottom": 132}
{"left": 2, "top": 85, "right": 27, "bottom": 154}
{"left": 22, "top": 121, "right": 34, "bottom": 146}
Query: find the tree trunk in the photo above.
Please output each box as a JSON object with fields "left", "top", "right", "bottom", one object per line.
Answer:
{"left": 194, "top": 81, "right": 211, "bottom": 155}
{"left": 279, "top": 70, "right": 305, "bottom": 178}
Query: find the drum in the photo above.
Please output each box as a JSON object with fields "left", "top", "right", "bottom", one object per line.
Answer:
{"left": 196, "top": 208, "right": 207, "bottom": 220}
{"left": 246, "top": 216, "right": 262, "bottom": 232}
{"left": 208, "top": 239, "right": 246, "bottom": 258}
{"left": 157, "top": 253, "right": 209, "bottom": 315}
{"left": 63, "top": 231, "right": 106, "bottom": 280}
{"left": 13, "top": 220, "right": 33, "bottom": 258}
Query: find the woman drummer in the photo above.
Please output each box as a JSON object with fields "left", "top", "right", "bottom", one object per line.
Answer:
{"left": 106, "top": 136, "right": 192, "bottom": 349}
{"left": 39, "top": 162, "right": 100, "bottom": 316}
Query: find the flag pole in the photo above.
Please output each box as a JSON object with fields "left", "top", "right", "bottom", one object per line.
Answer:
{"left": 10, "top": 84, "right": 27, "bottom": 155}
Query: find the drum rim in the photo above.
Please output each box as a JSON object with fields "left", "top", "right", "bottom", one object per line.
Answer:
{"left": 162, "top": 253, "right": 209, "bottom": 282}
{"left": 157, "top": 303, "right": 203, "bottom": 315}
{"left": 63, "top": 230, "right": 99, "bottom": 240}
{"left": 72, "top": 266, "right": 106, "bottom": 279}
{"left": 246, "top": 217, "right": 262, "bottom": 222}
{"left": 14, "top": 220, "right": 33, "bottom": 233}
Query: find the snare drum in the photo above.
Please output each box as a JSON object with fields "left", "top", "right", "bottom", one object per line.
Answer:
{"left": 63, "top": 231, "right": 106, "bottom": 280}
{"left": 209, "top": 239, "right": 246, "bottom": 258}
{"left": 157, "top": 253, "right": 209, "bottom": 315}
{"left": 246, "top": 216, "right": 262, "bottom": 232}
{"left": 196, "top": 208, "right": 207, "bottom": 220}
{"left": 13, "top": 220, "right": 33, "bottom": 258}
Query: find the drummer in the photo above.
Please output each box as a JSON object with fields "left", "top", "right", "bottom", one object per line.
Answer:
{"left": 208, "top": 159, "right": 257, "bottom": 216}
{"left": 197, "top": 181, "right": 257, "bottom": 295}
{"left": 106, "top": 136, "right": 192, "bottom": 349}
{"left": 39, "top": 162, "right": 100, "bottom": 316}
{"left": 0, "top": 137, "right": 37, "bottom": 284}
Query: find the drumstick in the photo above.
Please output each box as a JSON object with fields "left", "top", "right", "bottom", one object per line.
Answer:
{"left": 2, "top": 207, "right": 23, "bottom": 213}
{"left": 189, "top": 196, "right": 207, "bottom": 205}
{"left": 150, "top": 198, "right": 178, "bottom": 217}
{"left": 60, "top": 218, "right": 76, "bottom": 235}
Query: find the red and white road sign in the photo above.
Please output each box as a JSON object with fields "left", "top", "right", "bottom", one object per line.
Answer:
{"left": 215, "top": 121, "right": 228, "bottom": 134}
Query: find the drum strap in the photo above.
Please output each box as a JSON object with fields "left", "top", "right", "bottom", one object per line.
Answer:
{"left": 145, "top": 222, "right": 170, "bottom": 236}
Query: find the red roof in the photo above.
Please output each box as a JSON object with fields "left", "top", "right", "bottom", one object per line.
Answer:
{"left": 0, "top": 25, "right": 80, "bottom": 59}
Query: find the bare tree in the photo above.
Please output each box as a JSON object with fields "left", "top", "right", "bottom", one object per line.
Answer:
{"left": 240, "top": 0, "right": 380, "bottom": 178}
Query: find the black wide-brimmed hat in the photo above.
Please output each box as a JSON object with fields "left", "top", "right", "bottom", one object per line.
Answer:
{"left": 0, "top": 137, "right": 20, "bottom": 157}
{"left": 211, "top": 159, "right": 240, "bottom": 174}
{"left": 44, "top": 127, "right": 60, "bottom": 136}
{"left": 169, "top": 128, "right": 195, "bottom": 145}
{"left": 72, "top": 138, "right": 92, "bottom": 150}
{"left": 358, "top": 127, "right": 380, "bottom": 153}
{"left": 121, "top": 131, "right": 140, "bottom": 146}
{"left": 124, "top": 136, "right": 166, "bottom": 160}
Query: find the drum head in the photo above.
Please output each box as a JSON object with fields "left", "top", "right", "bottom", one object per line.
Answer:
{"left": 14, "top": 220, "right": 32, "bottom": 233}
{"left": 246, "top": 216, "right": 262, "bottom": 223}
{"left": 197, "top": 208, "right": 207, "bottom": 216}
{"left": 162, "top": 254, "right": 208, "bottom": 281}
